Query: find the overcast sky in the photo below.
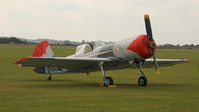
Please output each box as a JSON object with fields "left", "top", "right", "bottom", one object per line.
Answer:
{"left": 0, "top": 0, "right": 198, "bottom": 45}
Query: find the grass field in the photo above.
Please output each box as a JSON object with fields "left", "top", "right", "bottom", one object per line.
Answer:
{"left": 0, "top": 45, "right": 199, "bottom": 112}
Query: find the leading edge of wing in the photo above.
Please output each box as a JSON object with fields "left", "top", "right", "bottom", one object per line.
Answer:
{"left": 144, "top": 58, "right": 188, "bottom": 67}
{"left": 145, "top": 58, "right": 188, "bottom": 62}
{"left": 22, "top": 57, "right": 116, "bottom": 61}
{"left": 145, "top": 59, "right": 189, "bottom": 62}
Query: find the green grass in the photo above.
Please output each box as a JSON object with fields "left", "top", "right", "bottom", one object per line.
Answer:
{"left": 0, "top": 45, "right": 199, "bottom": 112}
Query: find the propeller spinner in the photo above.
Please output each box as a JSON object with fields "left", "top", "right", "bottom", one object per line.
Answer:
{"left": 144, "top": 14, "right": 160, "bottom": 74}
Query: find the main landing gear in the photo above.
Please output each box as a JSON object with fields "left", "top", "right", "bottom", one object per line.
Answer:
{"left": 98, "top": 62, "right": 114, "bottom": 86}
{"left": 137, "top": 61, "right": 148, "bottom": 86}
{"left": 98, "top": 61, "right": 148, "bottom": 87}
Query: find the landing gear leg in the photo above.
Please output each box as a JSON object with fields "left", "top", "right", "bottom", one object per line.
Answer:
{"left": 98, "top": 62, "right": 114, "bottom": 86}
{"left": 47, "top": 74, "right": 52, "bottom": 81}
{"left": 137, "top": 62, "right": 148, "bottom": 86}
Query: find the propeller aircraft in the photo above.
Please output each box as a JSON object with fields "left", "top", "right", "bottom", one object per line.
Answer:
{"left": 14, "top": 14, "right": 188, "bottom": 87}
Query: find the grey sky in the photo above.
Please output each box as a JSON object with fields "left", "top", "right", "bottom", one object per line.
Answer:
{"left": 0, "top": 0, "right": 199, "bottom": 45}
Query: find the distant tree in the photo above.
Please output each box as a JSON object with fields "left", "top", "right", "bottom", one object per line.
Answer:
{"left": 63, "top": 40, "right": 70, "bottom": 45}
{"left": 0, "top": 36, "right": 29, "bottom": 44}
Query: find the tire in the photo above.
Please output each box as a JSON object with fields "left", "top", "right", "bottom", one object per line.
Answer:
{"left": 47, "top": 77, "right": 51, "bottom": 81}
{"left": 138, "top": 76, "right": 147, "bottom": 86}
{"left": 104, "top": 76, "right": 114, "bottom": 86}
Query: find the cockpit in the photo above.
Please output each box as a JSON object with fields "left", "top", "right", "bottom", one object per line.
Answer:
{"left": 75, "top": 43, "right": 93, "bottom": 55}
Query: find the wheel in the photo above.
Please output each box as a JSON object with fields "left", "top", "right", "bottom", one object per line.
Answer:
{"left": 104, "top": 76, "right": 114, "bottom": 86}
{"left": 47, "top": 77, "right": 51, "bottom": 81}
{"left": 138, "top": 76, "right": 147, "bottom": 86}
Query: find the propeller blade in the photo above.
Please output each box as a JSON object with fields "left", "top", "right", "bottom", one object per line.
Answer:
{"left": 144, "top": 14, "right": 160, "bottom": 74}
{"left": 151, "top": 43, "right": 160, "bottom": 74}
{"left": 144, "top": 14, "right": 153, "bottom": 40}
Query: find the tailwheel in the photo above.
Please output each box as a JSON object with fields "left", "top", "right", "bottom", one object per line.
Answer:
{"left": 47, "top": 74, "right": 52, "bottom": 81}
{"left": 47, "top": 76, "right": 51, "bottom": 81}
{"left": 138, "top": 76, "right": 147, "bottom": 86}
{"left": 104, "top": 76, "right": 114, "bottom": 86}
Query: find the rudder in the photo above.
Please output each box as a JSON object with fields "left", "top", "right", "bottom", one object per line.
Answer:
{"left": 32, "top": 41, "right": 54, "bottom": 57}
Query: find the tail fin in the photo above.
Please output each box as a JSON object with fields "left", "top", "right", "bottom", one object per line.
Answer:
{"left": 32, "top": 41, "right": 54, "bottom": 57}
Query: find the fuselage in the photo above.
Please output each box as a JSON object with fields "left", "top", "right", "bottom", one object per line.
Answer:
{"left": 74, "top": 34, "right": 155, "bottom": 62}
{"left": 63, "top": 34, "right": 156, "bottom": 72}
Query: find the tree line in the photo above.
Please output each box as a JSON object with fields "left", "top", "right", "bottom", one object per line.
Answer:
{"left": 0, "top": 36, "right": 198, "bottom": 49}
{"left": 0, "top": 37, "right": 30, "bottom": 44}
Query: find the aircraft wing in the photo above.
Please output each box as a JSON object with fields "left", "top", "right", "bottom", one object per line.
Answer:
{"left": 15, "top": 57, "right": 118, "bottom": 72}
{"left": 143, "top": 59, "right": 188, "bottom": 68}
{"left": 15, "top": 56, "right": 188, "bottom": 72}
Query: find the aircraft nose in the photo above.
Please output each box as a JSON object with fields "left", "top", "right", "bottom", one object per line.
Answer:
{"left": 127, "top": 34, "right": 156, "bottom": 59}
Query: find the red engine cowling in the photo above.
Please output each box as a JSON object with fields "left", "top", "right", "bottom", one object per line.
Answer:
{"left": 127, "top": 34, "right": 156, "bottom": 59}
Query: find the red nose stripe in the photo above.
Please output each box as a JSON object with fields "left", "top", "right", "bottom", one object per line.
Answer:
{"left": 32, "top": 41, "right": 49, "bottom": 57}
{"left": 127, "top": 34, "right": 156, "bottom": 59}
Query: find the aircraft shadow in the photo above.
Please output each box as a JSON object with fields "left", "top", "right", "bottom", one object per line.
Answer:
{"left": 116, "top": 83, "right": 188, "bottom": 88}
{"left": 22, "top": 79, "right": 188, "bottom": 89}
{"left": 23, "top": 79, "right": 100, "bottom": 88}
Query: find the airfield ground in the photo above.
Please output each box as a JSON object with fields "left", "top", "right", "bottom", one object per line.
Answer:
{"left": 0, "top": 45, "right": 199, "bottom": 112}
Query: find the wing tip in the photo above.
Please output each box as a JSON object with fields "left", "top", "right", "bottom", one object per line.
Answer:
{"left": 182, "top": 59, "right": 189, "bottom": 62}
